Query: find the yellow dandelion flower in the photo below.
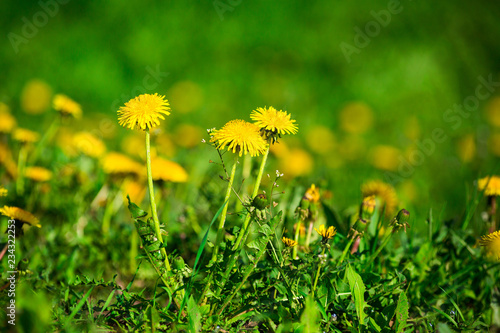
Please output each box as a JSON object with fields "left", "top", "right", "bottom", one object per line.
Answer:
{"left": 21, "top": 79, "right": 52, "bottom": 114}
{"left": 479, "top": 230, "right": 500, "bottom": 261}
{"left": 361, "top": 195, "right": 376, "bottom": 215}
{"left": 250, "top": 106, "right": 298, "bottom": 142}
{"left": 0, "top": 107, "right": 16, "bottom": 133}
{"left": 282, "top": 237, "right": 298, "bottom": 248}
{"left": 73, "top": 132, "right": 106, "bottom": 158}
{"left": 167, "top": 81, "right": 203, "bottom": 114}
{"left": 0, "top": 206, "right": 41, "bottom": 227}
{"left": 151, "top": 156, "right": 188, "bottom": 182}
{"left": 315, "top": 224, "right": 336, "bottom": 242}
{"left": 25, "top": 166, "right": 52, "bottom": 182}
{"left": 101, "top": 152, "right": 143, "bottom": 176}
{"left": 117, "top": 93, "right": 171, "bottom": 130}
{"left": 279, "top": 148, "right": 313, "bottom": 178}
{"left": 210, "top": 119, "right": 267, "bottom": 157}
{"left": 0, "top": 186, "right": 7, "bottom": 197}
{"left": 0, "top": 143, "right": 17, "bottom": 178}
{"left": 13, "top": 128, "right": 40, "bottom": 144}
{"left": 362, "top": 180, "right": 398, "bottom": 215}
{"left": 339, "top": 102, "right": 374, "bottom": 134}
{"left": 121, "top": 179, "right": 146, "bottom": 204}
{"left": 305, "top": 125, "right": 335, "bottom": 155}
{"left": 369, "top": 145, "right": 401, "bottom": 171}
{"left": 304, "top": 184, "right": 320, "bottom": 203}
{"left": 53, "top": 94, "right": 82, "bottom": 118}
{"left": 478, "top": 176, "right": 500, "bottom": 196}
{"left": 269, "top": 138, "right": 290, "bottom": 158}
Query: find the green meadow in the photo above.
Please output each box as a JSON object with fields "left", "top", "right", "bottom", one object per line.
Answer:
{"left": 1, "top": 1, "right": 500, "bottom": 332}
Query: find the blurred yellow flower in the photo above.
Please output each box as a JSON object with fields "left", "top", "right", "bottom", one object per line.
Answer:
{"left": 211, "top": 119, "right": 267, "bottom": 157}
{"left": 173, "top": 124, "right": 202, "bottom": 149}
{"left": 155, "top": 133, "right": 177, "bottom": 158}
{"left": 102, "top": 152, "right": 143, "bottom": 176}
{"left": 478, "top": 176, "right": 500, "bottom": 196}
{"left": 479, "top": 230, "right": 500, "bottom": 261}
{"left": 21, "top": 79, "right": 52, "bottom": 114}
{"left": 362, "top": 180, "right": 398, "bottom": 215}
{"left": 305, "top": 125, "right": 336, "bottom": 155}
{"left": 361, "top": 195, "right": 376, "bottom": 215}
{"left": 117, "top": 93, "right": 170, "bottom": 130}
{"left": 488, "top": 132, "right": 500, "bottom": 157}
{"left": 53, "top": 94, "right": 82, "bottom": 118}
{"left": 304, "top": 184, "right": 320, "bottom": 203}
{"left": 56, "top": 128, "right": 78, "bottom": 157}
{"left": 73, "top": 132, "right": 106, "bottom": 158}
{"left": 122, "top": 179, "right": 146, "bottom": 204}
{"left": 250, "top": 106, "right": 298, "bottom": 141}
{"left": 269, "top": 138, "right": 290, "bottom": 158}
{"left": 282, "top": 237, "right": 298, "bottom": 248}
{"left": 0, "top": 107, "right": 16, "bottom": 133}
{"left": 0, "top": 143, "right": 17, "bottom": 178}
{"left": 404, "top": 116, "right": 420, "bottom": 141}
{"left": 279, "top": 148, "right": 313, "bottom": 178}
{"left": 25, "top": 166, "right": 52, "bottom": 182}
{"left": 151, "top": 156, "right": 188, "bottom": 182}
{"left": 315, "top": 224, "right": 336, "bottom": 241}
{"left": 456, "top": 134, "right": 476, "bottom": 163}
{"left": 13, "top": 128, "right": 40, "bottom": 144}
{"left": 0, "top": 206, "right": 41, "bottom": 227}
{"left": 0, "top": 186, "right": 7, "bottom": 197}
{"left": 339, "top": 102, "right": 374, "bottom": 134}
{"left": 486, "top": 97, "right": 500, "bottom": 128}
{"left": 167, "top": 81, "right": 203, "bottom": 114}
{"left": 369, "top": 145, "right": 401, "bottom": 171}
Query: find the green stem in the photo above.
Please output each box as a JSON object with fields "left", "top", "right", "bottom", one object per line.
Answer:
{"left": 338, "top": 234, "right": 357, "bottom": 265}
{"left": 312, "top": 247, "right": 327, "bottom": 293}
{"left": 211, "top": 154, "right": 239, "bottom": 261}
{"left": 233, "top": 146, "right": 270, "bottom": 250}
{"left": 292, "top": 221, "right": 301, "bottom": 259}
{"left": 146, "top": 128, "right": 171, "bottom": 272}
{"left": 16, "top": 144, "right": 28, "bottom": 195}
{"left": 305, "top": 220, "right": 314, "bottom": 249}
{"left": 366, "top": 227, "right": 393, "bottom": 267}
{"left": 29, "top": 117, "right": 59, "bottom": 164}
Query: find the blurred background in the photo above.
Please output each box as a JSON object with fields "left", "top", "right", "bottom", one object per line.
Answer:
{"left": 2, "top": 0, "right": 500, "bottom": 221}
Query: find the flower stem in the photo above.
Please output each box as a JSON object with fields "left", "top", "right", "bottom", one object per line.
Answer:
{"left": 29, "top": 117, "right": 59, "bottom": 164}
{"left": 211, "top": 154, "right": 239, "bottom": 261}
{"left": 338, "top": 234, "right": 357, "bottom": 265}
{"left": 233, "top": 146, "right": 270, "bottom": 250}
{"left": 366, "top": 227, "right": 393, "bottom": 267}
{"left": 16, "top": 145, "right": 28, "bottom": 195}
{"left": 292, "top": 221, "right": 301, "bottom": 259}
{"left": 312, "top": 247, "right": 327, "bottom": 294}
{"left": 145, "top": 128, "right": 171, "bottom": 272}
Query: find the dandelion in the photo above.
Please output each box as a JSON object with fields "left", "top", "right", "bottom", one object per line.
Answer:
{"left": 21, "top": 79, "right": 52, "bottom": 114}
{"left": 0, "top": 143, "right": 17, "bottom": 178}
{"left": 304, "top": 184, "right": 320, "bottom": 203}
{"left": 73, "top": 132, "right": 106, "bottom": 158}
{"left": 25, "top": 166, "right": 52, "bottom": 182}
{"left": 250, "top": 106, "right": 298, "bottom": 142}
{"left": 362, "top": 180, "right": 398, "bottom": 215}
{"left": 315, "top": 224, "right": 336, "bottom": 242}
{"left": 0, "top": 106, "right": 16, "bottom": 133}
{"left": 102, "top": 152, "right": 143, "bottom": 177}
{"left": 305, "top": 125, "right": 335, "bottom": 155}
{"left": 53, "top": 94, "right": 82, "bottom": 118}
{"left": 151, "top": 156, "right": 188, "bottom": 182}
{"left": 117, "top": 93, "right": 170, "bottom": 130}
{"left": 282, "top": 237, "right": 298, "bottom": 248}
{"left": 210, "top": 119, "right": 267, "bottom": 157}
{"left": 0, "top": 206, "right": 41, "bottom": 228}
{"left": 369, "top": 145, "right": 401, "bottom": 171}
{"left": 478, "top": 176, "right": 500, "bottom": 196}
{"left": 0, "top": 186, "right": 7, "bottom": 197}
{"left": 339, "top": 101, "right": 373, "bottom": 134}
{"left": 479, "top": 230, "right": 500, "bottom": 261}
{"left": 121, "top": 179, "right": 146, "bottom": 204}
{"left": 13, "top": 128, "right": 40, "bottom": 144}
{"left": 279, "top": 148, "right": 314, "bottom": 178}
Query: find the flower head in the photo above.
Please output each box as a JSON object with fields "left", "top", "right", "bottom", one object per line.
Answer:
{"left": 25, "top": 166, "right": 52, "bottom": 182}
{"left": 151, "top": 156, "right": 188, "bottom": 182}
{"left": 250, "top": 106, "right": 298, "bottom": 142}
{"left": 73, "top": 132, "right": 106, "bottom": 158}
{"left": 117, "top": 93, "right": 171, "bottom": 130}
{"left": 0, "top": 106, "right": 16, "bottom": 133}
{"left": 479, "top": 230, "right": 500, "bottom": 261}
{"left": 53, "top": 94, "right": 82, "bottom": 118}
{"left": 282, "top": 237, "right": 298, "bottom": 248}
{"left": 0, "top": 186, "right": 7, "bottom": 197}
{"left": 102, "top": 152, "right": 143, "bottom": 176}
{"left": 362, "top": 180, "right": 398, "bottom": 215}
{"left": 0, "top": 206, "right": 41, "bottom": 228}
{"left": 13, "top": 128, "right": 40, "bottom": 144}
{"left": 210, "top": 119, "right": 267, "bottom": 157}
{"left": 21, "top": 79, "right": 52, "bottom": 114}
{"left": 304, "top": 184, "right": 320, "bottom": 203}
{"left": 315, "top": 224, "right": 336, "bottom": 243}
{"left": 478, "top": 176, "right": 500, "bottom": 196}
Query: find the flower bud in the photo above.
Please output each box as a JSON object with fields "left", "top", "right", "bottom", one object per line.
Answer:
{"left": 252, "top": 193, "right": 268, "bottom": 210}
